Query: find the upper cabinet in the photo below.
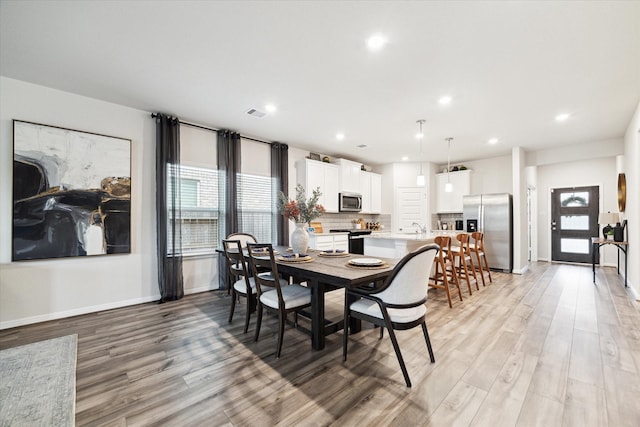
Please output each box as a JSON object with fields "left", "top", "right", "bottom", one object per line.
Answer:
{"left": 296, "top": 159, "right": 339, "bottom": 213}
{"left": 360, "top": 171, "right": 382, "bottom": 214}
{"left": 334, "top": 158, "right": 362, "bottom": 193}
{"left": 436, "top": 170, "right": 471, "bottom": 213}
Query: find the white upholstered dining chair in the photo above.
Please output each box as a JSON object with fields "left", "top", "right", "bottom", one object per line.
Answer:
{"left": 343, "top": 244, "right": 439, "bottom": 387}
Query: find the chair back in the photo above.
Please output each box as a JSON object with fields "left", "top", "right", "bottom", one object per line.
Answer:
{"left": 222, "top": 239, "right": 250, "bottom": 280}
{"left": 433, "top": 236, "right": 452, "bottom": 263}
{"left": 374, "top": 244, "right": 438, "bottom": 305}
{"left": 471, "top": 232, "right": 485, "bottom": 252}
{"left": 226, "top": 232, "right": 258, "bottom": 248}
{"left": 455, "top": 233, "right": 472, "bottom": 256}
{"left": 246, "top": 243, "right": 284, "bottom": 301}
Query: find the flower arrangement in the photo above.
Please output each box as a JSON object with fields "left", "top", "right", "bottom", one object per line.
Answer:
{"left": 278, "top": 184, "right": 325, "bottom": 224}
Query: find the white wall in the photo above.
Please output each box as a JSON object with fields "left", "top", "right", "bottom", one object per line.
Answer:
{"left": 457, "top": 155, "right": 513, "bottom": 195}
{"left": 0, "top": 77, "right": 159, "bottom": 328}
{"left": 0, "top": 77, "right": 221, "bottom": 329}
{"left": 623, "top": 101, "right": 639, "bottom": 299}
{"left": 512, "top": 147, "right": 528, "bottom": 274}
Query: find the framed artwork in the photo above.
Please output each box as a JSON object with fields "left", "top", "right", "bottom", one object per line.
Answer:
{"left": 12, "top": 120, "right": 132, "bottom": 261}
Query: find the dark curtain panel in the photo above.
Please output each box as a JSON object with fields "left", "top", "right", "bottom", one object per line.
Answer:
{"left": 155, "top": 113, "right": 184, "bottom": 302}
{"left": 271, "top": 142, "right": 289, "bottom": 245}
{"left": 217, "top": 130, "right": 241, "bottom": 290}
{"left": 217, "top": 130, "right": 242, "bottom": 237}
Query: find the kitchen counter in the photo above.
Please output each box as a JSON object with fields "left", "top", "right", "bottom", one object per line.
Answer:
{"left": 363, "top": 231, "right": 468, "bottom": 258}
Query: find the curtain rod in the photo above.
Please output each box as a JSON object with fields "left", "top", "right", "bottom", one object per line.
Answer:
{"left": 150, "top": 113, "right": 273, "bottom": 146}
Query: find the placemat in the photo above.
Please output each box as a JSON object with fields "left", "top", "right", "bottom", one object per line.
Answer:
{"left": 345, "top": 261, "right": 390, "bottom": 270}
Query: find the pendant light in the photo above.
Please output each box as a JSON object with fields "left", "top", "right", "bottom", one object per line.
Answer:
{"left": 445, "top": 137, "right": 453, "bottom": 192}
{"left": 416, "top": 120, "right": 426, "bottom": 186}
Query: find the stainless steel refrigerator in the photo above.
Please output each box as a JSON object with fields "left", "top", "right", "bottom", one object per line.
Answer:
{"left": 463, "top": 193, "right": 513, "bottom": 272}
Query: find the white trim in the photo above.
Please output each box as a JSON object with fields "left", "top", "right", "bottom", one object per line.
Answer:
{"left": 0, "top": 285, "right": 222, "bottom": 330}
{"left": 512, "top": 265, "right": 529, "bottom": 275}
{"left": 0, "top": 295, "right": 160, "bottom": 330}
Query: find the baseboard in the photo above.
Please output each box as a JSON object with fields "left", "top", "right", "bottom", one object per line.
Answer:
{"left": 0, "top": 295, "right": 160, "bottom": 330}
{"left": 512, "top": 265, "right": 529, "bottom": 275}
{"left": 0, "top": 286, "right": 222, "bottom": 330}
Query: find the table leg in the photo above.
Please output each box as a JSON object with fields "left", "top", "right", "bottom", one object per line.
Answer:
{"left": 309, "top": 279, "right": 325, "bottom": 350}
{"left": 592, "top": 243, "right": 596, "bottom": 284}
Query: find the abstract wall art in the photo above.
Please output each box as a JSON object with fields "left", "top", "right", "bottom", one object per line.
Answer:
{"left": 12, "top": 120, "right": 132, "bottom": 261}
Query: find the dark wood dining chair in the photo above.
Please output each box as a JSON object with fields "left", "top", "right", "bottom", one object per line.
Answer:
{"left": 429, "top": 236, "right": 463, "bottom": 308}
{"left": 343, "top": 244, "right": 439, "bottom": 387}
{"left": 247, "top": 243, "right": 311, "bottom": 359}
{"left": 225, "top": 233, "right": 258, "bottom": 294}
{"left": 222, "top": 239, "right": 258, "bottom": 334}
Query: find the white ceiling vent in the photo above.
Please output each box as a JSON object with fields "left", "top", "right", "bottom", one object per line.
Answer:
{"left": 246, "top": 108, "right": 266, "bottom": 118}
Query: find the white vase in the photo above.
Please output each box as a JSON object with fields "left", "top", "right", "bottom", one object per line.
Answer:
{"left": 291, "top": 222, "right": 309, "bottom": 254}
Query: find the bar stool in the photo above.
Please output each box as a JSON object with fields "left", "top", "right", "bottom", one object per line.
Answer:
{"left": 429, "top": 236, "right": 463, "bottom": 308}
{"left": 451, "top": 233, "right": 479, "bottom": 295}
{"left": 470, "top": 232, "right": 492, "bottom": 285}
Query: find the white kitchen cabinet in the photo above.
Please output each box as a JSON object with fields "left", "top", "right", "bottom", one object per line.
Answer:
{"left": 436, "top": 170, "right": 471, "bottom": 213}
{"left": 334, "top": 158, "right": 362, "bottom": 193}
{"left": 308, "top": 233, "right": 348, "bottom": 251}
{"left": 296, "top": 159, "right": 339, "bottom": 212}
{"left": 359, "top": 171, "right": 382, "bottom": 214}
{"left": 370, "top": 172, "right": 382, "bottom": 213}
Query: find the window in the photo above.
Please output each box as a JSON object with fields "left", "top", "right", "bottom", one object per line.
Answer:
{"left": 237, "top": 139, "right": 276, "bottom": 243}
{"left": 167, "top": 164, "right": 219, "bottom": 255}
{"left": 237, "top": 172, "right": 274, "bottom": 243}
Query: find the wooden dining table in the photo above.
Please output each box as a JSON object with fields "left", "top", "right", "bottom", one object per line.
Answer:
{"left": 269, "top": 246, "right": 399, "bottom": 351}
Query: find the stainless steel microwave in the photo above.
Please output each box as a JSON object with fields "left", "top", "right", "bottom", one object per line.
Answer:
{"left": 339, "top": 192, "right": 362, "bottom": 212}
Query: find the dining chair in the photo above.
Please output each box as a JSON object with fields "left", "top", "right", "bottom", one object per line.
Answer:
{"left": 451, "top": 233, "right": 479, "bottom": 295}
{"left": 247, "top": 243, "right": 311, "bottom": 359}
{"left": 429, "top": 236, "right": 463, "bottom": 308}
{"left": 343, "top": 244, "right": 439, "bottom": 387}
{"left": 470, "top": 232, "right": 492, "bottom": 285}
{"left": 222, "top": 239, "right": 261, "bottom": 333}
{"left": 224, "top": 233, "right": 258, "bottom": 294}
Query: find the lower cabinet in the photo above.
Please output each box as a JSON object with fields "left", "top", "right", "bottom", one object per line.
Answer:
{"left": 308, "top": 234, "right": 348, "bottom": 251}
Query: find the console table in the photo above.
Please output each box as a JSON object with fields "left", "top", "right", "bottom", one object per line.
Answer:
{"left": 591, "top": 237, "right": 629, "bottom": 287}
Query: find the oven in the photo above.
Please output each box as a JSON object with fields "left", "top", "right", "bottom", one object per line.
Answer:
{"left": 330, "top": 229, "right": 372, "bottom": 254}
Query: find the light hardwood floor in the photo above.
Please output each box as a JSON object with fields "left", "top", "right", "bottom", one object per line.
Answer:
{"left": 1, "top": 262, "right": 639, "bottom": 426}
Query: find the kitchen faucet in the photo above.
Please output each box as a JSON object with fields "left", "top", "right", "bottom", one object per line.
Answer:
{"left": 412, "top": 222, "right": 427, "bottom": 234}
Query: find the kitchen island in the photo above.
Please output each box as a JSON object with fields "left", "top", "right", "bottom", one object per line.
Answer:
{"left": 363, "top": 231, "right": 461, "bottom": 258}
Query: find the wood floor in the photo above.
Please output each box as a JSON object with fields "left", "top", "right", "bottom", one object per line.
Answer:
{"left": 1, "top": 262, "right": 639, "bottom": 426}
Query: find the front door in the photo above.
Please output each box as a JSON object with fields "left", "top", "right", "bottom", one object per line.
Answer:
{"left": 551, "top": 186, "right": 599, "bottom": 263}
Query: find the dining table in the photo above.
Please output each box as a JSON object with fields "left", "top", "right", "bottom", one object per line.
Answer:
{"left": 266, "top": 246, "right": 399, "bottom": 351}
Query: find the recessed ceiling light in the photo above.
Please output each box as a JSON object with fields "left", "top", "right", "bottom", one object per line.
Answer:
{"left": 488, "top": 138, "right": 499, "bottom": 144}
{"left": 366, "top": 33, "right": 387, "bottom": 51}
{"left": 439, "top": 95, "right": 452, "bottom": 105}
{"left": 555, "top": 113, "right": 570, "bottom": 122}
{"left": 336, "top": 133, "right": 345, "bottom": 141}
{"left": 415, "top": 132, "right": 424, "bottom": 139}
{"left": 265, "top": 103, "right": 277, "bottom": 113}
{"left": 401, "top": 156, "right": 409, "bottom": 161}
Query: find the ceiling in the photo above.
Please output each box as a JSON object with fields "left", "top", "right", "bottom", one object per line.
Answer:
{"left": 1, "top": 1, "right": 639, "bottom": 166}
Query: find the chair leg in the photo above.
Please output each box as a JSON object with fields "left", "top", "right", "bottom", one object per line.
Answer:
{"left": 482, "top": 253, "right": 493, "bottom": 283}
{"left": 442, "top": 269, "right": 453, "bottom": 308}
{"left": 254, "top": 304, "right": 263, "bottom": 342}
{"left": 386, "top": 326, "right": 412, "bottom": 387}
{"left": 228, "top": 288, "right": 237, "bottom": 324}
{"left": 275, "top": 311, "right": 285, "bottom": 359}
{"left": 455, "top": 256, "right": 473, "bottom": 295}
{"left": 421, "top": 322, "right": 435, "bottom": 363}
{"left": 343, "top": 307, "right": 349, "bottom": 362}
{"left": 379, "top": 326, "right": 384, "bottom": 339}
{"left": 243, "top": 294, "right": 251, "bottom": 334}
{"left": 474, "top": 251, "right": 486, "bottom": 287}
{"left": 448, "top": 264, "right": 464, "bottom": 301}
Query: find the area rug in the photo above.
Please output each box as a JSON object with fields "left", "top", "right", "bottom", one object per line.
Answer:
{"left": 0, "top": 334, "right": 77, "bottom": 427}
